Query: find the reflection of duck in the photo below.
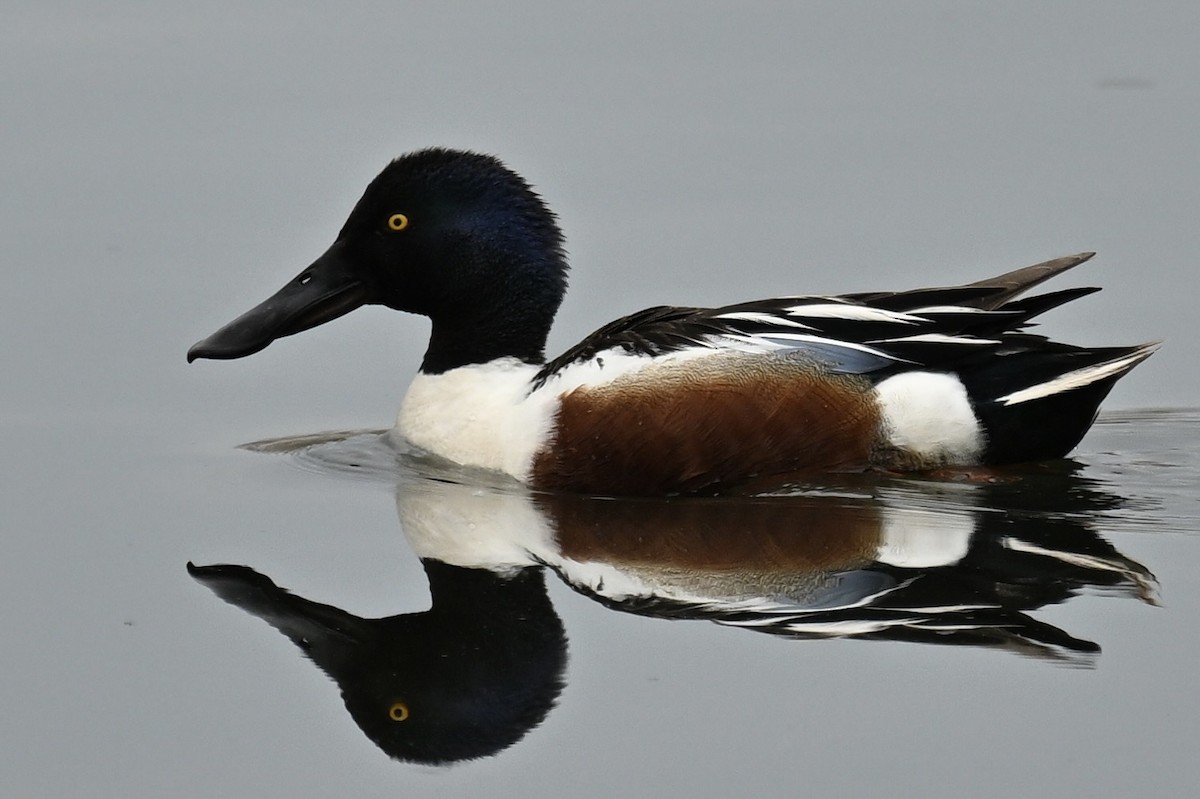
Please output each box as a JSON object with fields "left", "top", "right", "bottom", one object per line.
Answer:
{"left": 188, "top": 558, "right": 565, "bottom": 765}
{"left": 188, "top": 148, "right": 1157, "bottom": 495}
{"left": 191, "top": 458, "right": 1156, "bottom": 763}
{"left": 544, "top": 488, "right": 1154, "bottom": 658}
{"left": 398, "top": 466, "right": 1155, "bottom": 662}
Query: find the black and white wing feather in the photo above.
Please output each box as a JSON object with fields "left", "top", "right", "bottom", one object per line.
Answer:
{"left": 534, "top": 253, "right": 1101, "bottom": 388}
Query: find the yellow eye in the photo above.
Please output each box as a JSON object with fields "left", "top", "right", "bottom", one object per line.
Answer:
{"left": 387, "top": 213, "right": 409, "bottom": 231}
{"left": 388, "top": 701, "right": 410, "bottom": 722}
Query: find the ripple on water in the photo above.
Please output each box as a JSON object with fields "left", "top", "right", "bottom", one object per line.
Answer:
{"left": 236, "top": 409, "right": 1200, "bottom": 538}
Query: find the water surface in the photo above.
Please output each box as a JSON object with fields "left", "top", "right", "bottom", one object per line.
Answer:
{"left": 182, "top": 410, "right": 1197, "bottom": 791}
{"left": 3, "top": 3, "right": 1199, "bottom": 797}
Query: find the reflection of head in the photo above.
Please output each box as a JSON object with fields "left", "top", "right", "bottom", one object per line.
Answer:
{"left": 190, "top": 560, "right": 567, "bottom": 765}
{"left": 341, "top": 562, "right": 568, "bottom": 765}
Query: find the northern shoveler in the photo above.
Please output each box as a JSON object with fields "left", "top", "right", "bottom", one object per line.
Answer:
{"left": 188, "top": 148, "right": 1158, "bottom": 495}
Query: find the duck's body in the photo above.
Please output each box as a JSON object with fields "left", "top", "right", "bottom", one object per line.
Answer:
{"left": 394, "top": 260, "right": 1155, "bottom": 494}
{"left": 189, "top": 148, "right": 1157, "bottom": 495}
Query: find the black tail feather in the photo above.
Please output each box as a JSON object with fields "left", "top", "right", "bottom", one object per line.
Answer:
{"left": 1000, "top": 286, "right": 1102, "bottom": 323}
{"left": 959, "top": 343, "right": 1159, "bottom": 463}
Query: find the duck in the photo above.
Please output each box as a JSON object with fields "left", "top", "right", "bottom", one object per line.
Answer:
{"left": 188, "top": 147, "right": 1159, "bottom": 495}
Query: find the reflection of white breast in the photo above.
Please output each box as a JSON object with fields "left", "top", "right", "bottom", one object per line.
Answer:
{"left": 394, "top": 478, "right": 554, "bottom": 574}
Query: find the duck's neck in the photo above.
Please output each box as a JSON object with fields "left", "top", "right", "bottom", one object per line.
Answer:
{"left": 421, "top": 310, "right": 552, "bottom": 374}
{"left": 419, "top": 260, "right": 564, "bottom": 374}
{"left": 413, "top": 227, "right": 567, "bottom": 374}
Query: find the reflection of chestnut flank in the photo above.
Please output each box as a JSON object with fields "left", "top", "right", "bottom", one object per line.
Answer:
{"left": 543, "top": 491, "right": 883, "bottom": 572}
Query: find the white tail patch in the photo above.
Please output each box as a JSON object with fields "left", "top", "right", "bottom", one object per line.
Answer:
{"left": 996, "top": 343, "right": 1160, "bottom": 406}
{"left": 875, "top": 372, "right": 984, "bottom": 465}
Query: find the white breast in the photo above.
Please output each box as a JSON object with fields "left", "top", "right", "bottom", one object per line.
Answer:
{"left": 393, "top": 358, "right": 554, "bottom": 480}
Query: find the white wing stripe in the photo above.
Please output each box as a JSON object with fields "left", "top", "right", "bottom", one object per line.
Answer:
{"left": 785, "top": 303, "right": 927, "bottom": 324}
{"left": 996, "top": 347, "right": 1159, "bottom": 406}
{"left": 910, "top": 305, "right": 992, "bottom": 314}
{"left": 712, "top": 311, "right": 813, "bottom": 328}
{"left": 871, "top": 333, "right": 1000, "bottom": 345}
{"left": 734, "top": 332, "right": 906, "bottom": 358}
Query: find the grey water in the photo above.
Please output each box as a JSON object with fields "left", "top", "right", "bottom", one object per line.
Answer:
{"left": 4, "top": 3, "right": 1200, "bottom": 797}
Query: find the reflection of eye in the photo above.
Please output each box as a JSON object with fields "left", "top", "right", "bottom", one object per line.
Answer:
{"left": 388, "top": 701, "right": 410, "bottom": 722}
{"left": 387, "top": 214, "right": 409, "bottom": 231}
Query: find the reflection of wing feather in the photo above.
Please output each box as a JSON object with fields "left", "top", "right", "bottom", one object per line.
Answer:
{"left": 556, "top": 527, "right": 1157, "bottom": 665}
{"left": 685, "top": 594, "right": 1103, "bottom": 665}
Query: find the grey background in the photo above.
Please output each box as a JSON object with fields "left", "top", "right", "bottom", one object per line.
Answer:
{"left": 2, "top": 2, "right": 1197, "bottom": 797}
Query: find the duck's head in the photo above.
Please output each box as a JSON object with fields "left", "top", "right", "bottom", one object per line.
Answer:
{"left": 188, "top": 148, "right": 568, "bottom": 373}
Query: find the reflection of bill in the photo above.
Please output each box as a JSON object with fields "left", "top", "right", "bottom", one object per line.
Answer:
{"left": 191, "top": 464, "right": 1155, "bottom": 764}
